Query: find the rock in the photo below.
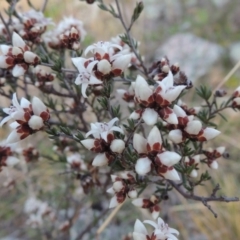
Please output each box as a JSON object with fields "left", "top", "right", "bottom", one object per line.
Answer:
{"left": 229, "top": 42, "right": 240, "bottom": 64}
{"left": 156, "top": 33, "right": 224, "bottom": 82}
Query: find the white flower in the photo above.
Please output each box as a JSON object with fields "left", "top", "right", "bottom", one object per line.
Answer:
{"left": 133, "top": 126, "right": 162, "bottom": 154}
{"left": 185, "top": 120, "right": 202, "bottom": 135}
{"left": 0, "top": 32, "right": 40, "bottom": 77}
{"left": 156, "top": 151, "right": 181, "bottom": 181}
{"left": 133, "top": 218, "right": 179, "bottom": 240}
{"left": 168, "top": 129, "right": 183, "bottom": 144}
{"left": 72, "top": 57, "right": 102, "bottom": 98}
{"left": 202, "top": 127, "right": 221, "bottom": 141}
{"left": 67, "top": 153, "right": 87, "bottom": 170}
{"left": 85, "top": 41, "right": 121, "bottom": 57}
{"left": 110, "top": 139, "right": 125, "bottom": 153}
{"left": 155, "top": 71, "right": 186, "bottom": 106}
{"left": 1, "top": 93, "right": 49, "bottom": 143}
{"left": 135, "top": 157, "right": 152, "bottom": 176}
{"left": 144, "top": 217, "right": 179, "bottom": 240}
{"left": 92, "top": 153, "right": 108, "bottom": 166}
{"left": 85, "top": 117, "right": 124, "bottom": 142}
{"left": 134, "top": 75, "right": 153, "bottom": 102}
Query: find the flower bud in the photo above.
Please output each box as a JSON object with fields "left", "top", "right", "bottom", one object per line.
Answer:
{"left": 110, "top": 139, "right": 125, "bottom": 153}
{"left": 135, "top": 157, "right": 151, "bottom": 176}
{"left": 28, "top": 115, "right": 44, "bottom": 130}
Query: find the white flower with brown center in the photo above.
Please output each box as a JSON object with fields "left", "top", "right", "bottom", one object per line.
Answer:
{"left": 72, "top": 57, "right": 102, "bottom": 98}
{"left": 85, "top": 117, "right": 124, "bottom": 142}
{"left": 84, "top": 41, "right": 131, "bottom": 77}
{"left": 155, "top": 71, "right": 186, "bottom": 107}
{"left": 1, "top": 93, "right": 50, "bottom": 143}
{"left": 133, "top": 218, "right": 179, "bottom": 240}
{"left": 0, "top": 32, "right": 40, "bottom": 77}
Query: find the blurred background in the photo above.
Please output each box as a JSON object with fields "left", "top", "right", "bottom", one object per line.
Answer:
{"left": 0, "top": 0, "right": 240, "bottom": 239}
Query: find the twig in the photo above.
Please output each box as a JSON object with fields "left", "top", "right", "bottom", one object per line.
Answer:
{"left": 41, "top": 0, "right": 49, "bottom": 12}
{"left": 213, "top": 59, "right": 240, "bottom": 92}
{"left": 75, "top": 208, "right": 109, "bottom": 240}
{"left": 168, "top": 180, "right": 239, "bottom": 218}
{"left": 0, "top": 13, "right": 11, "bottom": 39}
{"left": 115, "top": 0, "right": 148, "bottom": 77}
{"left": 96, "top": 202, "right": 124, "bottom": 236}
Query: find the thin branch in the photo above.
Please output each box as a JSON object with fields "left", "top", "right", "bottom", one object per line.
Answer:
{"left": 213, "top": 59, "right": 240, "bottom": 92}
{"left": 168, "top": 180, "right": 239, "bottom": 218}
{"left": 0, "top": 12, "right": 11, "bottom": 39}
{"left": 115, "top": 0, "right": 148, "bottom": 77}
{"left": 41, "top": 0, "right": 49, "bottom": 12}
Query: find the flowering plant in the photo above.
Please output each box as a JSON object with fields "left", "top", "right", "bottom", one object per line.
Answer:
{"left": 0, "top": 0, "right": 239, "bottom": 239}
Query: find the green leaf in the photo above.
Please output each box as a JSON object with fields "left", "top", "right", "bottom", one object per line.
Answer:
{"left": 196, "top": 85, "right": 212, "bottom": 101}
{"left": 131, "top": 2, "right": 144, "bottom": 24}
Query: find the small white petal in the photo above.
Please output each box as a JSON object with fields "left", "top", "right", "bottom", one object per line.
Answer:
{"left": 109, "top": 195, "right": 119, "bottom": 208}
{"left": 0, "top": 45, "right": 11, "bottom": 54}
{"left": 128, "top": 189, "right": 137, "bottom": 199}
{"left": 142, "top": 108, "right": 158, "bottom": 125}
{"left": 92, "top": 153, "right": 108, "bottom": 166}
{"left": 173, "top": 104, "right": 186, "bottom": 117}
{"left": 12, "top": 32, "right": 26, "bottom": 49}
{"left": 6, "top": 130, "right": 22, "bottom": 143}
{"left": 147, "top": 126, "right": 162, "bottom": 147}
{"left": 81, "top": 82, "right": 89, "bottom": 98}
{"left": 106, "top": 187, "right": 115, "bottom": 194}
{"left": 203, "top": 128, "right": 221, "bottom": 140}
{"left": 6, "top": 156, "right": 19, "bottom": 167}
{"left": 112, "top": 54, "right": 131, "bottom": 71}
{"left": 20, "top": 97, "right": 31, "bottom": 108}
{"left": 32, "top": 97, "right": 47, "bottom": 116}
{"left": 210, "top": 161, "right": 218, "bottom": 169}
{"left": 135, "top": 157, "right": 151, "bottom": 176}
{"left": 162, "top": 169, "right": 180, "bottom": 181}
{"left": 110, "top": 139, "right": 125, "bottom": 153}
{"left": 23, "top": 51, "right": 39, "bottom": 64}
{"left": 132, "top": 198, "right": 144, "bottom": 207}
{"left": 168, "top": 129, "right": 183, "bottom": 144}
{"left": 81, "top": 139, "right": 95, "bottom": 150}
{"left": 0, "top": 56, "right": 10, "bottom": 68}
{"left": 132, "top": 233, "right": 148, "bottom": 240}
{"left": 113, "top": 181, "right": 124, "bottom": 192}
{"left": 216, "top": 146, "right": 225, "bottom": 155}
{"left": 164, "top": 112, "right": 178, "bottom": 125}
{"left": 190, "top": 169, "right": 198, "bottom": 178}
{"left": 28, "top": 115, "right": 44, "bottom": 130}
{"left": 134, "top": 219, "right": 148, "bottom": 235}
{"left": 157, "top": 151, "right": 181, "bottom": 166}
{"left": 97, "top": 59, "right": 111, "bottom": 74}
{"left": 185, "top": 120, "right": 202, "bottom": 135}
{"left": 133, "top": 133, "right": 147, "bottom": 154}
{"left": 129, "top": 111, "right": 140, "bottom": 120}
{"left": 12, "top": 64, "right": 26, "bottom": 77}
{"left": 151, "top": 210, "right": 160, "bottom": 220}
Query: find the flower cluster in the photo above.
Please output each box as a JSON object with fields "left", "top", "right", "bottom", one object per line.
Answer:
{"left": 18, "top": 9, "right": 53, "bottom": 43}
{"left": 132, "top": 195, "right": 161, "bottom": 219}
{"left": 72, "top": 41, "right": 131, "bottom": 97}
{"left": 1, "top": 93, "right": 50, "bottom": 143}
{"left": 45, "top": 17, "right": 86, "bottom": 50}
{"left": 0, "top": 33, "right": 40, "bottom": 77}
{"left": 34, "top": 66, "right": 55, "bottom": 87}
{"left": 24, "top": 197, "right": 54, "bottom": 228}
{"left": 128, "top": 72, "right": 186, "bottom": 125}
{"left": 81, "top": 117, "right": 125, "bottom": 166}
{"left": 107, "top": 172, "right": 137, "bottom": 208}
{"left": 133, "top": 217, "right": 179, "bottom": 240}
{"left": 168, "top": 105, "right": 220, "bottom": 144}
{"left": 134, "top": 126, "right": 181, "bottom": 180}
{"left": 0, "top": 142, "right": 19, "bottom": 171}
